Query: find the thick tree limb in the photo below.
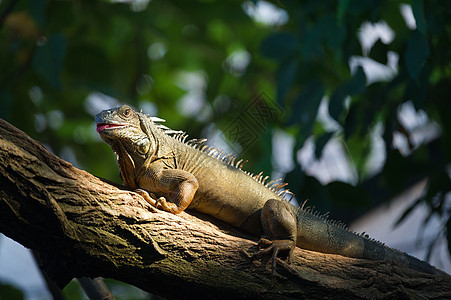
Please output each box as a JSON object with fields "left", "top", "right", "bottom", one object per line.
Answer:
{"left": 0, "top": 118, "right": 449, "bottom": 299}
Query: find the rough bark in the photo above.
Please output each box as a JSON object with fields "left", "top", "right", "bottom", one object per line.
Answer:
{"left": 0, "top": 118, "right": 449, "bottom": 299}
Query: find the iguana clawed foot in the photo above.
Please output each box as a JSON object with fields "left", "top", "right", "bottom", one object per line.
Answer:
{"left": 135, "top": 188, "right": 158, "bottom": 206}
{"left": 154, "top": 197, "right": 185, "bottom": 214}
{"left": 250, "top": 237, "right": 296, "bottom": 283}
{"left": 135, "top": 189, "right": 185, "bottom": 214}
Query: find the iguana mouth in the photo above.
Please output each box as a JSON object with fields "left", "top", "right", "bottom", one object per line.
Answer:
{"left": 96, "top": 123, "right": 126, "bottom": 132}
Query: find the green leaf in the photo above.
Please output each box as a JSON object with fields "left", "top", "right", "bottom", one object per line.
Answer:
{"left": 394, "top": 197, "right": 423, "bottom": 227}
{"left": 315, "top": 131, "right": 334, "bottom": 159}
{"left": 255, "top": 127, "right": 273, "bottom": 176}
{"left": 285, "top": 164, "right": 305, "bottom": 198}
{"left": 337, "top": 0, "right": 350, "bottom": 24}
{"left": 404, "top": 66, "right": 430, "bottom": 109}
{"left": 276, "top": 59, "right": 299, "bottom": 105}
{"left": 292, "top": 173, "right": 330, "bottom": 211}
{"left": 300, "top": 22, "right": 324, "bottom": 59}
{"left": 0, "top": 90, "right": 13, "bottom": 119}
{"left": 260, "top": 33, "right": 299, "bottom": 60}
{"left": 322, "top": 14, "right": 346, "bottom": 50}
{"left": 329, "top": 66, "right": 366, "bottom": 121}
{"left": 32, "top": 33, "right": 66, "bottom": 89}
{"left": 447, "top": 217, "right": 451, "bottom": 257}
{"left": 0, "top": 282, "right": 23, "bottom": 300}
{"left": 412, "top": 0, "right": 427, "bottom": 33}
{"left": 286, "top": 80, "right": 325, "bottom": 148}
{"left": 62, "top": 279, "right": 85, "bottom": 300}
{"left": 369, "top": 40, "right": 389, "bottom": 65}
{"left": 381, "top": 1, "right": 408, "bottom": 32}
{"left": 30, "top": 0, "right": 49, "bottom": 27}
{"left": 422, "top": 169, "right": 451, "bottom": 207}
{"left": 347, "top": 67, "right": 367, "bottom": 94}
{"left": 405, "top": 30, "right": 430, "bottom": 79}
{"left": 286, "top": 79, "right": 325, "bottom": 131}
{"left": 325, "top": 181, "right": 370, "bottom": 208}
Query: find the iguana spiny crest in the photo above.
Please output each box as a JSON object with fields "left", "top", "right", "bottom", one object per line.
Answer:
{"left": 96, "top": 104, "right": 293, "bottom": 199}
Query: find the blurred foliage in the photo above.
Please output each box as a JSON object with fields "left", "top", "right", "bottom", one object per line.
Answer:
{"left": 0, "top": 282, "right": 23, "bottom": 300}
{"left": 0, "top": 0, "right": 450, "bottom": 297}
{"left": 103, "top": 279, "right": 153, "bottom": 300}
{"left": 61, "top": 280, "right": 85, "bottom": 300}
{"left": 266, "top": 0, "right": 451, "bottom": 259}
{"left": 62, "top": 278, "right": 152, "bottom": 300}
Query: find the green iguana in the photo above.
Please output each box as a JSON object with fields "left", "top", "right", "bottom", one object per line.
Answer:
{"left": 95, "top": 104, "right": 443, "bottom": 276}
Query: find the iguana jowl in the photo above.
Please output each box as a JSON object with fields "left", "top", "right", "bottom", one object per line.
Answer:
{"left": 95, "top": 105, "right": 442, "bottom": 276}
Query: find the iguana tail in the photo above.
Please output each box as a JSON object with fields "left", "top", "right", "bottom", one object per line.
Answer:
{"left": 295, "top": 208, "right": 443, "bottom": 275}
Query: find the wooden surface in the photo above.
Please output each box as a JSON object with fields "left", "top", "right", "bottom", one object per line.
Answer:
{"left": 0, "top": 118, "right": 450, "bottom": 299}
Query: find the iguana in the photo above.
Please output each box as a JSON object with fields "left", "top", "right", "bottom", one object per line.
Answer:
{"left": 95, "top": 104, "right": 443, "bottom": 276}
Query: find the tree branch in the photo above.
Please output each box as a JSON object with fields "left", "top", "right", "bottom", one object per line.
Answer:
{"left": 0, "top": 118, "right": 449, "bottom": 299}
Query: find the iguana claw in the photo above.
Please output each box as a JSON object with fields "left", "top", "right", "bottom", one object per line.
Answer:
{"left": 135, "top": 189, "right": 186, "bottom": 214}
{"left": 251, "top": 238, "right": 295, "bottom": 284}
{"left": 135, "top": 188, "right": 157, "bottom": 206}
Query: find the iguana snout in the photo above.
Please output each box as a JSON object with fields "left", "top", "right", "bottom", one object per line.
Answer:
{"left": 95, "top": 105, "right": 138, "bottom": 133}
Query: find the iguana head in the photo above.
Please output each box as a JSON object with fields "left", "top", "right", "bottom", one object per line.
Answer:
{"left": 95, "top": 105, "right": 151, "bottom": 156}
{"left": 95, "top": 105, "right": 158, "bottom": 187}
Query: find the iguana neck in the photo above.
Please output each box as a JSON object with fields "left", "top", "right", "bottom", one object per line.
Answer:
{"left": 112, "top": 141, "right": 138, "bottom": 189}
{"left": 143, "top": 128, "right": 177, "bottom": 168}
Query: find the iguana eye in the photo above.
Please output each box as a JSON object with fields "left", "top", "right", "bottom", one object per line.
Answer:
{"left": 121, "top": 106, "right": 132, "bottom": 118}
{"left": 136, "top": 138, "right": 150, "bottom": 155}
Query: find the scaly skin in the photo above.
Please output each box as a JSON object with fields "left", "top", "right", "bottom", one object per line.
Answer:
{"left": 95, "top": 105, "right": 443, "bottom": 276}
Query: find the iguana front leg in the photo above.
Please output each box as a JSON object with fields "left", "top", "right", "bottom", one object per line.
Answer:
{"left": 138, "top": 169, "right": 199, "bottom": 214}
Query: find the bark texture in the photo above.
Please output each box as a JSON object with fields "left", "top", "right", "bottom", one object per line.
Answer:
{"left": 0, "top": 118, "right": 449, "bottom": 299}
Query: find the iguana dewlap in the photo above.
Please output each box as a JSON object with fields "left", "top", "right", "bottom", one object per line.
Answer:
{"left": 95, "top": 105, "right": 442, "bottom": 276}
